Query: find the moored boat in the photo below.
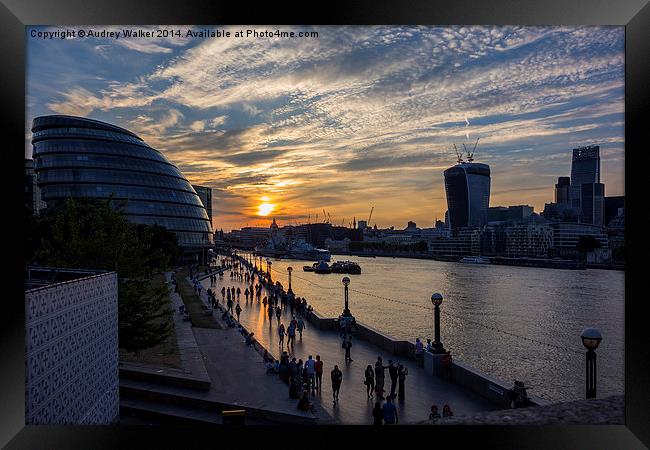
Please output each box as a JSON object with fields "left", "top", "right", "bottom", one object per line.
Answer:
{"left": 330, "top": 260, "right": 362, "bottom": 274}
{"left": 459, "top": 256, "right": 491, "bottom": 264}
{"left": 313, "top": 260, "right": 332, "bottom": 274}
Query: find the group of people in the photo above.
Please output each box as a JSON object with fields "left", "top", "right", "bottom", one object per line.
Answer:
{"left": 364, "top": 356, "right": 409, "bottom": 401}
{"left": 429, "top": 404, "right": 454, "bottom": 420}
{"left": 278, "top": 315, "right": 307, "bottom": 349}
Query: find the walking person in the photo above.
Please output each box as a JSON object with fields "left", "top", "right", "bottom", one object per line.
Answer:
{"left": 227, "top": 297, "right": 234, "bottom": 314}
{"left": 245, "top": 287, "right": 249, "bottom": 302}
{"left": 375, "top": 357, "right": 387, "bottom": 399}
{"left": 314, "top": 355, "right": 323, "bottom": 391}
{"left": 305, "top": 355, "right": 316, "bottom": 393}
{"left": 276, "top": 305, "right": 282, "bottom": 322}
{"left": 297, "top": 316, "right": 306, "bottom": 339}
{"left": 365, "top": 365, "right": 375, "bottom": 399}
{"left": 415, "top": 338, "right": 424, "bottom": 368}
{"left": 388, "top": 360, "right": 398, "bottom": 398}
{"left": 343, "top": 335, "right": 353, "bottom": 362}
{"left": 372, "top": 402, "right": 383, "bottom": 426}
{"left": 268, "top": 305, "right": 274, "bottom": 325}
{"left": 221, "top": 286, "right": 226, "bottom": 303}
{"left": 235, "top": 302, "right": 242, "bottom": 322}
{"left": 289, "top": 357, "right": 298, "bottom": 387}
{"left": 331, "top": 365, "right": 343, "bottom": 405}
{"left": 397, "top": 363, "right": 409, "bottom": 401}
{"left": 287, "top": 323, "right": 296, "bottom": 348}
{"left": 278, "top": 323, "right": 285, "bottom": 349}
{"left": 382, "top": 395, "right": 399, "bottom": 425}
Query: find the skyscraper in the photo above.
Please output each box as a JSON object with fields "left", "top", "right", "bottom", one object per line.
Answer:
{"left": 444, "top": 162, "right": 491, "bottom": 230}
{"left": 555, "top": 176, "right": 570, "bottom": 205}
{"left": 580, "top": 182, "right": 605, "bottom": 226}
{"left": 570, "top": 145, "right": 600, "bottom": 210}
{"left": 192, "top": 185, "right": 213, "bottom": 227}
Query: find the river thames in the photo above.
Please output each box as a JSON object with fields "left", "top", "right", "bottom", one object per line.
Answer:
{"left": 249, "top": 253, "right": 624, "bottom": 403}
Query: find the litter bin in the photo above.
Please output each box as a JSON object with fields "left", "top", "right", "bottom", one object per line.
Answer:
{"left": 222, "top": 409, "right": 245, "bottom": 425}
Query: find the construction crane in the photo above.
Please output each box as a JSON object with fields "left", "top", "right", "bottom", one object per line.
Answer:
{"left": 368, "top": 206, "right": 374, "bottom": 226}
{"left": 463, "top": 137, "right": 480, "bottom": 162}
{"left": 453, "top": 144, "right": 464, "bottom": 164}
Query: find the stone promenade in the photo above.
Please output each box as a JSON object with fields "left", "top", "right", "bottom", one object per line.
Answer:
{"left": 202, "top": 267, "right": 497, "bottom": 424}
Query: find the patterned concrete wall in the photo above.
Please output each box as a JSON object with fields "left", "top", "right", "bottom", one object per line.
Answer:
{"left": 25, "top": 272, "right": 119, "bottom": 424}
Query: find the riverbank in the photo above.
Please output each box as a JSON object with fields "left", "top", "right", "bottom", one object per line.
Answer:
{"left": 332, "top": 251, "right": 624, "bottom": 270}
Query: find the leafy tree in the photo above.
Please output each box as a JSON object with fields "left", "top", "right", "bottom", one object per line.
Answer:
{"left": 118, "top": 278, "right": 174, "bottom": 355}
{"left": 576, "top": 235, "right": 601, "bottom": 254}
{"left": 27, "top": 198, "right": 179, "bottom": 354}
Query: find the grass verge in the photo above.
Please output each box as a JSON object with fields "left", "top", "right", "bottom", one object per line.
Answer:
{"left": 177, "top": 269, "right": 221, "bottom": 329}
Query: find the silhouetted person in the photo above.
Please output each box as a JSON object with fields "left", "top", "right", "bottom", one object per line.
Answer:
{"left": 365, "top": 365, "right": 375, "bottom": 398}
{"left": 388, "top": 360, "right": 398, "bottom": 398}
{"left": 397, "top": 363, "right": 408, "bottom": 400}
{"left": 372, "top": 401, "right": 383, "bottom": 425}
{"left": 314, "top": 355, "right": 323, "bottom": 390}
{"left": 343, "top": 335, "right": 353, "bottom": 362}
{"left": 382, "top": 395, "right": 398, "bottom": 424}
{"left": 331, "top": 365, "right": 343, "bottom": 405}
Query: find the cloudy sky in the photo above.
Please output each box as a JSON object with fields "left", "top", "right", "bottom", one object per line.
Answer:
{"left": 26, "top": 26, "right": 624, "bottom": 231}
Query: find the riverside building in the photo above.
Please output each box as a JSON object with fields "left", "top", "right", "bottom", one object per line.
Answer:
{"left": 31, "top": 115, "right": 214, "bottom": 263}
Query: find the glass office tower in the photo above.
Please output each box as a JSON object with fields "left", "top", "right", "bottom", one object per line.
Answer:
{"left": 570, "top": 145, "right": 600, "bottom": 209}
{"left": 31, "top": 115, "right": 213, "bottom": 262}
{"left": 444, "top": 162, "right": 491, "bottom": 230}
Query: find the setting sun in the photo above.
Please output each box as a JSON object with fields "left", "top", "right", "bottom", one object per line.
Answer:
{"left": 257, "top": 202, "right": 276, "bottom": 216}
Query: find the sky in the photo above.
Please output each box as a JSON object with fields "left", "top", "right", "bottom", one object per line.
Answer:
{"left": 26, "top": 25, "right": 625, "bottom": 232}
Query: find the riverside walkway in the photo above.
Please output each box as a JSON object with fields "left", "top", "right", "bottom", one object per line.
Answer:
{"left": 202, "top": 266, "right": 498, "bottom": 424}
{"left": 123, "top": 270, "right": 327, "bottom": 424}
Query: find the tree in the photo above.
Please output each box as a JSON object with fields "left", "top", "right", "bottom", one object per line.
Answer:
{"left": 118, "top": 278, "right": 174, "bottom": 355}
{"left": 27, "top": 198, "right": 179, "bottom": 354}
{"left": 576, "top": 235, "right": 601, "bottom": 255}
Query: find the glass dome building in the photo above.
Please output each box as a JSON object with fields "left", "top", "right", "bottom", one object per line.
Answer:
{"left": 31, "top": 115, "right": 214, "bottom": 262}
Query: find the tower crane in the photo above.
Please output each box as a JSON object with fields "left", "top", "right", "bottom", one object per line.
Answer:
{"left": 368, "top": 206, "right": 374, "bottom": 226}
{"left": 453, "top": 144, "right": 464, "bottom": 164}
{"left": 467, "top": 137, "right": 479, "bottom": 162}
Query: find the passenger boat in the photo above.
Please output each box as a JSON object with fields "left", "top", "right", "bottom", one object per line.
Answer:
{"left": 313, "top": 260, "right": 332, "bottom": 274}
{"left": 330, "top": 261, "right": 362, "bottom": 274}
{"left": 303, "top": 265, "right": 315, "bottom": 272}
{"left": 459, "top": 256, "right": 491, "bottom": 264}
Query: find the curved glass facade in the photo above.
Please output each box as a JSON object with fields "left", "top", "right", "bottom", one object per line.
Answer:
{"left": 444, "top": 162, "right": 490, "bottom": 230}
{"left": 32, "top": 115, "right": 214, "bottom": 249}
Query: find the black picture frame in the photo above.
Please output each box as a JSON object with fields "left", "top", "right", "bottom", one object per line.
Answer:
{"left": 2, "top": 0, "right": 647, "bottom": 448}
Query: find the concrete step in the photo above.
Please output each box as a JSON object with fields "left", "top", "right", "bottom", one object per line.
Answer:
{"left": 120, "top": 398, "right": 277, "bottom": 425}
{"left": 120, "top": 378, "right": 318, "bottom": 425}
{"left": 120, "top": 362, "right": 211, "bottom": 391}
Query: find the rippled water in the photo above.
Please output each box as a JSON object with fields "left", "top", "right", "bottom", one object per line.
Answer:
{"left": 242, "top": 253, "right": 624, "bottom": 403}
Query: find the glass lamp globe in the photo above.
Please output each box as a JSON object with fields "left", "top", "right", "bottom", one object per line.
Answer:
{"left": 581, "top": 328, "right": 602, "bottom": 350}
{"left": 431, "top": 293, "right": 443, "bottom": 306}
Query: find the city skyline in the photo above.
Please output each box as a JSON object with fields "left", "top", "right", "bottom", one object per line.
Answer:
{"left": 26, "top": 25, "right": 625, "bottom": 231}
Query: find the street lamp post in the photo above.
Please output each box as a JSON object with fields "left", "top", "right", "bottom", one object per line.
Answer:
{"left": 581, "top": 328, "right": 602, "bottom": 399}
{"left": 287, "top": 267, "right": 293, "bottom": 295}
{"left": 342, "top": 277, "right": 351, "bottom": 317}
{"left": 431, "top": 293, "right": 446, "bottom": 354}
